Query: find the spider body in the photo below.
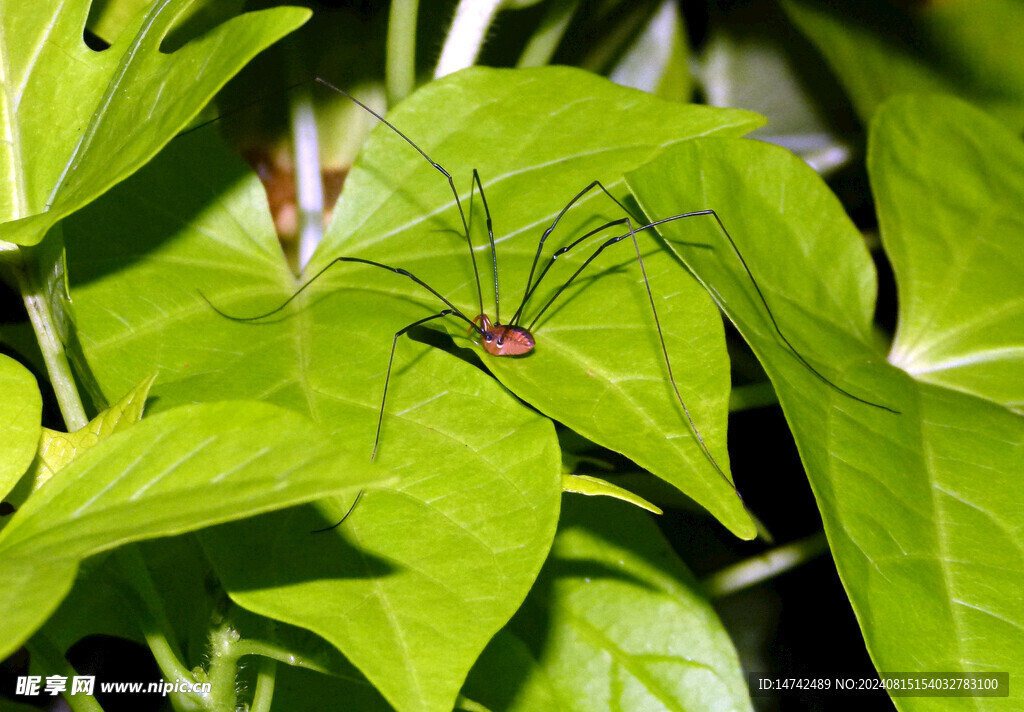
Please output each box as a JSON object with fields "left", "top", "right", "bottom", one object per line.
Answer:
{"left": 473, "top": 315, "right": 535, "bottom": 356}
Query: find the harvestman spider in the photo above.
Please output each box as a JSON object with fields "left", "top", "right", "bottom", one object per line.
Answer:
{"left": 205, "top": 77, "right": 897, "bottom": 496}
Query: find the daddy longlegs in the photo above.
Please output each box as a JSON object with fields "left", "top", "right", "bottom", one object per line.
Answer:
{"left": 205, "top": 77, "right": 898, "bottom": 502}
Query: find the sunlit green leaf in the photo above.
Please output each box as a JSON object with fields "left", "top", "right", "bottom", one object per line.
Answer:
{"left": 314, "top": 66, "right": 760, "bottom": 539}
{"left": 871, "top": 95, "right": 1024, "bottom": 410}
{"left": 0, "top": 400, "right": 383, "bottom": 661}
{"left": 628, "top": 127, "right": 1023, "bottom": 711}
{"left": 561, "top": 473, "right": 662, "bottom": 514}
{"left": 0, "top": 354, "right": 41, "bottom": 500}
{"left": 464, "top": 498, "right": 753, "bottom": 712}
{"left": 0, "top": 0, "right": 309, "bottom": 245}
{"left": 26, "top": 374, "right": 156, "bottom": 493}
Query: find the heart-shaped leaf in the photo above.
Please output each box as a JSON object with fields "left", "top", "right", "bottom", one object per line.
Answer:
{"left": 627, "top": 110, "right": 1023, "bottom": 711}
{"left": 313, "top": 66, "right": 761, "bottom": 539}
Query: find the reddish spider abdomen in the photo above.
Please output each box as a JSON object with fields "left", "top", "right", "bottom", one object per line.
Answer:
{"left": 473, "top": 314, "right": 536, "bottom": 356}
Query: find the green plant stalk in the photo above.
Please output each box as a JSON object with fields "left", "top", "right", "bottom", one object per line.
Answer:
{"left": 205, "top": 622, "right": 244, "bottom": 711}
{"left": 386, "top": 0, "right": 419, "bottom": 105}
{"left": 112, "top": 547, "right": 207, "bottom": 710}
{"left": 702, "top": 531, "right": 830, "bottom": 598}
{"left": 15, "top": 245, "right": 87, "bottom": 430}
{"left": 434, "top": 0, "right": 503, "bottom": 78}
{"left": 26, "top": 632, "right": 105, "bottom": 712}
{"left": 231, "top": 639, "right": 315, "bottom": 669}
{"left": 289, "top": 83, "right": 324, "bottom": 269}
{"left": 577, "top": 1, "right": 654, "bottom": 74}
{"left": 234, "top": 639, "right": 379, "bottom": 692}
{"left": 249, "top": 657, "right": 277, "bottom": 712}
{"left": 112, "top": 547, "right": 197, "bottom": 686}
{"left": 517, "top": 0, "right": 579, "bottom": 67}
{"left": 728, "top": 381, "right": 779, "bottom": 411}
{"left": 455, "top": 694, "right": 494, "bottom": 712}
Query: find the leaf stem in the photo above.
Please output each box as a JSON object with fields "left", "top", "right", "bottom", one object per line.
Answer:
{"left": 702, "top": 531, "right": 829, "bottom": 598}
{"left": 26, "top": 631, "right": 105, "bottom": 712}
{"left": 434, "top": 0, "right": 503, "bottom": 78}
{"left": 517, "top": 0, "right": 579, "bottom": 67}
{"left": 728, "top": 381, "right": 778, "bottom": 411}
{"left": 455, "top": 694, "right": 495, "bottom": 712}
{"left": 15, "top": 242, "right": 87, "bottom": 430}
{"left": 231, "top": 639, "right": 310, "bottom": 669}
{"left": 289, "top": 82, "right": 324, "bottom": 270}
{"left": 111, "top": 546, "right": 199, "bottom": 700}
{"left": 386, "top": 0, "right": 419, "bottom": 105}
{"left": 206, "top": 621, "right": 244, "bottom": 711}
{"left": 249, "top": 657, "right": 277, "bottom": 712}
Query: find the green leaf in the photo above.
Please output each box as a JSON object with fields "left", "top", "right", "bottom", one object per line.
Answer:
{"left": 871, "top": 95, "right": 1024, "bottom": 410}
{"left": 63, "top": 97, "right": 563, "bottom": 712}
{"left": 0, "top": 400, "right": 383, "bottom": 662}
{"left": 27, "top": 374, "right": 156, "bottom": 494}
{"left": 464, "top": 498, "right": 753, "bottom": 712}
{"left": 627, "top": 135, "right": 1023, "bottom": 711}
{"left": 782, "top": 0, "right": 1024, "bottom": 130}
{"left": 314, "top": 66, "right": 760, "bottom": 538}
{"left": 561, "top": 473, "right": 662, "bottom": 514}
{"left": 88, "top": 0, "right": 247, "bottom": 47}
{"left": 0, "top": 0, "right": 310, "bottom": 245}
{"left": 0, "top": 354, "right": 41, "bottom": 500}
{"left": 87, "top": 0, "right": 158, "bottom": 43}
{"left": 198, "top": 405, "right": 559, "bottom": 712}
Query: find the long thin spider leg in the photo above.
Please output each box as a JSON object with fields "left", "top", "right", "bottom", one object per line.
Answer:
{"left": 311, "top": 489, "right": 365, "bottom": 533}
{"left": 527, "top": 222, "right": 740, "bottom": 496}
{"left": 178, "top": 80, "right": 308, "bottom": 139}
{"left": 372, "top": 309, "right": 456, "bottom": 460}
{"left": 513, "top": 219, "right": 623, "bottom": 325}
{"left": 513, "top": 215, "right": 716, "bottom": 320}
{"left": 623, "top": 221, "right": 740, "bottom": 496}
{"left": 314, "top": 78, "right": 485, "bottom": 318}
{"left": 471, "top": 169, "right": 500, "bottom": 324}
{"left": 526, "top": 229, "right": 630, "bottom": 330}
{"left": 527, "top": 208, "right": 899, "bottom": 413}
{"left": 667, "top": 209, "right": 900, "bottom": 414}
{"left": 201, "top": 256, "right": 485, "bottom": 337}
{"left": 514, "top": 180, "right": 618, "bottom": 325}
{"left": 512, "top": 179, "right": 643, "bottom": 327}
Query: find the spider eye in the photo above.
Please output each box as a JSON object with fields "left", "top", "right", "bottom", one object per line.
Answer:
{"left": 496, "top": 338, "right": 504, "bottom": 346}
{"left": 483, "top": 333, "right": 494, "bottom": 342}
